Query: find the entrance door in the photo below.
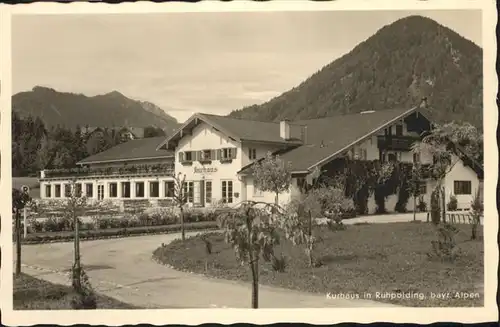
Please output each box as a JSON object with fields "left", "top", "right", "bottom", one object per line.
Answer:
{"left": 97, "top": 184, "right": 104, "bottom": 200}
{"left": 193, "top": 181, "right": 205, "bottom": 207}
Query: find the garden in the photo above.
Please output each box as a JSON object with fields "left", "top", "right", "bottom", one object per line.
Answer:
{"left": 153, "top": 221, "right": 484, "bottom": 307}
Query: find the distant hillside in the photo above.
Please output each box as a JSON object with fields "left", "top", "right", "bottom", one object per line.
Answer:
{"left": 229, "top": 15, "right": 483, "bottom": 129}
{"left": 12, "top": 86, "right": 181, "bottom": 132}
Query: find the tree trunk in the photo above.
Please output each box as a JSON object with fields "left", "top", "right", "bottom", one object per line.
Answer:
{"left": 73, "top": 209, "right": 81, "bottom": 290}
{"left": 180, "top": 205, "right": 185, "bottom": 241}
{"left": 15, "top": 211, "right": 21, "bottom": 276}
{"left": 307, "top": 210, "right": 314, "bottom": 267}
{"left": 441, "top": 186, "right": 446, "bottom": 223}
{"left": 413, "top": 196, "right": 416, "bottom": 221}
{"left": 250, "top": 255, "right": 259, "bottom": 309}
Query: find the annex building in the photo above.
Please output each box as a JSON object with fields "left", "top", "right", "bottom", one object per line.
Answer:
{"left": 38, "top": 103, "right": 483, "bottom": 213}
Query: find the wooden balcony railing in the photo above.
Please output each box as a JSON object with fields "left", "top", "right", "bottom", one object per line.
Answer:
{"left": 377, "top": 135, "right": 420, "bottom": 151}
{"left": 41, "top": 164, "right": 175, "bottom": 179}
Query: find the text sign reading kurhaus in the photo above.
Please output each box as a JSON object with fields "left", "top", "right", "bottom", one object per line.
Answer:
{"left": 194, "top": 167, "right": 218, "bottom": 174}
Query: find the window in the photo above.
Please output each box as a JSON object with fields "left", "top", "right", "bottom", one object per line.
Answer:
{"left": 355, "top": 148, "right": 367, "bottom": 160}
{"left": 219, "top": 148, "right": 237, "bottom": 160}
{"left": 75, "top": 183, "right": 82, "bottom": 197}
{"left": 296, "top": 177, "right": 307, "bottom": 192}
{"left": 85, "top": 183, "right": 93, "bottom": 198}
{"left": 454, "top": 181, "right": 472, "bottom": 195}
{"left": 205, "top": 181, "right": 212, "bottom": 204}
{"left": 97, "top": 185, "right": 104, "bottom": 200}
{"left": 222, "top": 180, "right": 234, "bottom": 203}
{"left": 179, "top": 151, "right": 193, "bottom": 163}
{"left": 182, "top": 181, "right": 194, "bottom": 203}
{"left": 165, "top": 181, "right": 175, "bottom": 197}
{"left": 121, "top": 182, "right": 131, "bottom": 198}
{"left": 135, "top": 182, "right": 145, "bottom": 198}
{"left": 64, "top": 184, "right": 71, "bottom": 197}
{"left": 388, "top": 153, "right": 397, "bottom": 162}
{"left": 396, "top": 124, "right": 403, "bottom": 136}
{"left": 55, "top": 184, "right": 61, "bottom": 198}
{"left": 200, "top": 149, "right": 213, "bottom": 161}
{"left": 109, "top": 182, "right": 118, "bottom": 198}
{"left": 45, "top": 185, "right": 52, "bottom": 198}
{"left": 419, "top": 181, "right": 427, "bottom": 195}
{"left": 150, "top": 181, "right": 159, "bottom": 197}
{"left": 249, "top": 148, "right": 257, "bottom": 160}
{"left": 413, "top": 152, "right": 421, "bottom": 163}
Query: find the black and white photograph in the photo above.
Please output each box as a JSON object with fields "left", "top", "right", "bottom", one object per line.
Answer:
{"left": 1, "top": 1, "right": 497, "bottom": 325}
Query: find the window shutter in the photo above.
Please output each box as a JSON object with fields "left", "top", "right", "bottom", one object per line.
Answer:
{"left": 196, "top": 151, "right": 201, "bottom": 161}
{"left": 211, "top": 150, "right": 216, "bottom": 160}
{"left": 179, "top": 152, "right": 184, "bottom": 162}
{"left": 232, "top": 148, "right": 237, "bottom": 159}
{"left": 217, "top": 149, "right": 221, "bottom": 160}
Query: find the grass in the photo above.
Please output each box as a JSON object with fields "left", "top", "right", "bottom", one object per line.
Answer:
{"left": 13, "top": 273, "right": 138, "bottom": 310}
{"left": 154, "top": 222, "right": 484, "bottom": 307}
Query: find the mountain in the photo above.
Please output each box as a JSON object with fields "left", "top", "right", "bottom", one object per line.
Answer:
{"left": 12, "top": 86, "right": 181, "bottom": 132}
{"left": 229, "top": 15, "right": 483, "bottom": 129}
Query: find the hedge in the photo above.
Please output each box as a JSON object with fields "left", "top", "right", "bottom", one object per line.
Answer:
{"left": 18, "top": 221, "right": 219, "bottom": 244}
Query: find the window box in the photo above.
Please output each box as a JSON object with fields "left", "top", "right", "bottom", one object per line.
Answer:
{"left": 181, "top": 160, "right": 193, "bottom": 166}
{"left": 219, "top": 158, "right": 233, "bottom": 164}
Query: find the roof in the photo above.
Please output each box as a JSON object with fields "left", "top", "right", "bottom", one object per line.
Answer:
{"left": 77, "top": 136, "right": 173, "bottom": 165}
{"left": 240, "top": 107, "right": 421, "bottom": 173}
{"left": 157, "top": 113, "right": 303, "bottom": 150}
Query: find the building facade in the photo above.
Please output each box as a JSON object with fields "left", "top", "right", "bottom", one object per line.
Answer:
{"left": 39, "top": 104, "right": 483, "bottom": 213}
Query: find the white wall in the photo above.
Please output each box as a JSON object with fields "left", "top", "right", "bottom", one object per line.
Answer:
{"left": 175, "top": 122, "right": 244, "bottom": 206}
{"left": 241, "top": 142, "right": 282, "bottom": 167}
{"left": 444, "top": 155, "right": 480, "bottom": 210}
{"left": 245, "top": 176, "right": 293, "bottom": 207}
{"left": 86, "top": 158, "right": 172, "bottom": 169}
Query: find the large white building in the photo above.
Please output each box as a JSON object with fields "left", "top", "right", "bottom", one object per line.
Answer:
{"left": 39, "top": 104, "right": 483, "bottom": 213}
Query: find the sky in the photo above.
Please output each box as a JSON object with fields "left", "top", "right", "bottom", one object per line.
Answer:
{"left": 12, "top": 10, "right": 482, "bottom": 123}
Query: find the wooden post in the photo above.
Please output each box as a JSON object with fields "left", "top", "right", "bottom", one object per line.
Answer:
{"left": 23, "top": 208, "right": 28, "bottom": 238}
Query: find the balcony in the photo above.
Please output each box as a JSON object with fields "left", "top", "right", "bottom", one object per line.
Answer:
{"left": 377, "top": 135, "right": 420, "bottom": 151}
{"left": 41, "top": 164, "right": 175, "bottom": 180}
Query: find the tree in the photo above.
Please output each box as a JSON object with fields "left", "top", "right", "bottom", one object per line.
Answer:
{"left": 144, "top": 126, "right": 166, "bottom": 138}
{"left": 252, "top": 152, "right": 292, "bottom": 205}
{"left": 411, "top": 122, "right": 482, "bottom": 224}
{"left": 64, "top": 179, "right": 97, "bottom": 309}
{"left": 219, "top": 201, "right": 280, "bottom": 308}
{"left": 407, "top": 162, "right": 424, "bottom": 221}
{"left": 12, "top": 188, "right": 32, "bottom": 276}
{"left": 470, "top": 188, "right": 483, "bottom": 240}
{"left": 172, "top": 173, "right": 188, "bottom": 242}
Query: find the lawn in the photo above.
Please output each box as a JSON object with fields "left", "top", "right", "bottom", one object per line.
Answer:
{"left": 154, "top": 222, "right": 484, "bottom": 307}
{"left": 14, "top": 273, "right": 138, "bottom": 310}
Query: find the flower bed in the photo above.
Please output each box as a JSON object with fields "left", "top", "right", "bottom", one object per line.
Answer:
{"left": 20, "top": 221, "right": 218, "bottom": 244}
{"left": 21, "top": 207, "right": 218, "bottom": 234}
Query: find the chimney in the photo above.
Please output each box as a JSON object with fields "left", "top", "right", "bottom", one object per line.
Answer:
{"left": 280, "top": 119, "right": 291, "bottom": 140}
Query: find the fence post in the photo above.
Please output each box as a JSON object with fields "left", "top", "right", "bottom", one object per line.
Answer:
{"left": 23, "top": 207, "right": 28, "bottom": 238}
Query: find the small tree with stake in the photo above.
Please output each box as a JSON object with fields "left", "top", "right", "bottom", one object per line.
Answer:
{"left": 12, "top": 187, "right": 32, "bottom": 277}
{"left": 407, "top": 162, "right": 424, "bottom": 221}
{"left": 253, "top": 152, "right": 292, "bottom": 206}
{"left": 172, "top": 172, "right": 188, "bottom": 242}
{"left": 219, "top": 201, "right": 280, "bottom": 309}
{"left": 64, "top": 179, "right": 96, "bottom": 309}
{"left": 470, "top": 188, "right": 483, "bottom": 240}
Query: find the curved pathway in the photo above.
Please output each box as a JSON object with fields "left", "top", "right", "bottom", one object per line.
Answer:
{"left": 16, "top": 232, "right": 398, "bottom": 308}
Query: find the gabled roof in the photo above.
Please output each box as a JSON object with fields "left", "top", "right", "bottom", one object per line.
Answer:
{"left": 77, "top": 136, "right": 173, "bottom": 165}
{"left": 157, "top": 113, "right": 303, "bottom": 150}
{"left": 240, "top": 107, "right": 423, "bottom": 173}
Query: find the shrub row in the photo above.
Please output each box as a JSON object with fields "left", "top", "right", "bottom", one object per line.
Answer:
{"left": 24, "top": 208, "right": 218, "bottom": 233}
{"left": 19, "top": 221, "right": 219, "bottom": 244}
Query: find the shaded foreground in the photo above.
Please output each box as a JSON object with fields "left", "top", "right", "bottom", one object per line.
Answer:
{"left": 155, "top": 222, "right": 484, "bottom": 307}
{"left": 14, "top": 273, "right": 138, "bottom": 310}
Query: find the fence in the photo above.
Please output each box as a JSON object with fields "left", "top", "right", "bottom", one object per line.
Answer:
{"left": 426, "top": 210, "right": 483, "bottom": 225}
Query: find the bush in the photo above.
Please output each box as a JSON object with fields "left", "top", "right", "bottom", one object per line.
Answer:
{"left": 271, "top": 254, "right": 287, "bottom": 272}
{"left": 22, "top": 221, "right": 219, "bottom": 244}
{"left": 417, "top": 199, "right": 427, "bottom": 212}
{"left": 447, "top": 195, "right": 458, "bottom": 211}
